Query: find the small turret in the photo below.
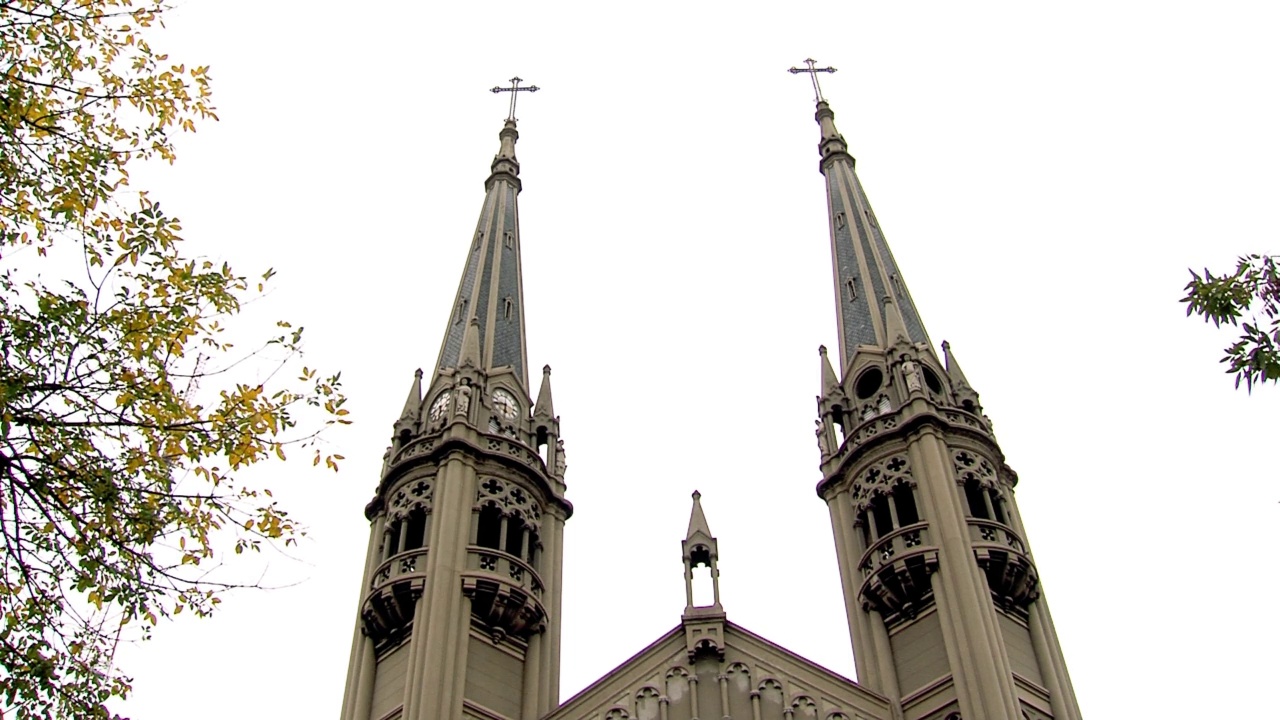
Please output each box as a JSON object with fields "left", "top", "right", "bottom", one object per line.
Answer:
{"left": 820, "top": 344, "right": 841, "bottom": 396}
{"left": 816, "top": 346, "right": 847, "bottom": 458}
{"left": 942, "top": 340, "right": 983, "bottom": 416}
{"left": 681, "top": 491, "right": 722, "bottom": 615}
{"left": 533, "top": 364, "right": 565, "bottom": 480}
{"left": 533, "top": 364, "right": 555, "bottom": 419}
{"left": 392, "top": 369, "right": 423, "bottom": 450}
{"left": 680, "top": 491, "right": 725, "bottom": 660}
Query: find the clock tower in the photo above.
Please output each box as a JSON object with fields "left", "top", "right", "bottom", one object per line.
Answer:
{"left": 339, "top": 114, "right": 571, "bottom": 720}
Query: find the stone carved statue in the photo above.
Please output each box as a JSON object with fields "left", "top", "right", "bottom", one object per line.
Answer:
{"left": 901, "top": 357, "right": 922, "bottom": 394}
{"left": 816, "top": 419, "right": 833, "bottom": 456}
{"left": 455, "top": 379, "right": 472, "bottom": 416}
{"left": 554, "top": 438, "right": 567, "bottom": 476}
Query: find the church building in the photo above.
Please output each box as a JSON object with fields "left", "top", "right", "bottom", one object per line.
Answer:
{"left": 337, "top": 72, "right": 1082, "bottom": 720}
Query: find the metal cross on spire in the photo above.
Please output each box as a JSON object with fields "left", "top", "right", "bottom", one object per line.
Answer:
{"left": 788, "top": 58, "right": 837, "bottom": 103}
{"left": 490, "top": 76, "right": 540, "bottom": 121}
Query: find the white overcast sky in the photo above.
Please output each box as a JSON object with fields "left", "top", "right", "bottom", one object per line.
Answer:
{"left": 110, "top": 2, "right": 1278, "bottom": 718}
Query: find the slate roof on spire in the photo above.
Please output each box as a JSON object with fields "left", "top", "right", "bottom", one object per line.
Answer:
{"left": 814, "top": 100, "right": 933, "bottom": 370}
{"left": 434, "top": 118, "right": 531, "bottom": 389}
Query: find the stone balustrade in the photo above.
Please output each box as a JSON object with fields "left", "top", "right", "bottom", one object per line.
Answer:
{"left": 966, "top": 518, "right": 1039, "bottom": 608}
{"left": 857, "top": 521, "right": 939, "bottom": 622}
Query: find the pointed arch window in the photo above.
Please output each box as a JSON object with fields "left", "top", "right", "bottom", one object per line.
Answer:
{"left": 385, "top": 521, "right": 402, "bottom": 559}
{"left": 404, "top": 507, "right": 427, "bottom": 551}
{"left": 860, "top": 482, "right": 923, "bottom": 547}
{"left": 963, "top": 478, "right": 1010, "bottom": 525}
{"left": 892, "top": 483, "right": 919, "bottom": 526}
{"left": 964, "top": 478, "right": 990, "bottom": 520}
{"left": 991, "top": 492, "right": 1008, "bottom": 524}
{"left": 476, "top": 504, "right": 502, "bottom": 550}
{"left": 525, "top": 528, "right": 539, "bottom": 566}
{"left": 870, "top": 496, "right": 893, "bottom": 537}
{"left": 505, "top": 515, "right": 526, "bottom": 557}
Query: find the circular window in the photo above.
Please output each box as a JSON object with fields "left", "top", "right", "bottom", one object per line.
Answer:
{"left": 855, "top": 368, "right": 883, "bottom": 399}
{"left": 922, "top": 366, "right": 943, "bottom": 394}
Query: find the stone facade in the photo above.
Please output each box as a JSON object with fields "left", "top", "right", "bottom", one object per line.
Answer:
{"left": 339, "top": 95, "right": 1080, "bottom": 720}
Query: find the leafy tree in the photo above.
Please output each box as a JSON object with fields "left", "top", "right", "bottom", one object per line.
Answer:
{"left": 0, "top": 2, "right": 348, "bottom": 717}
{"left": 1183, "top": 254, "right": 1280, "bottom": 391}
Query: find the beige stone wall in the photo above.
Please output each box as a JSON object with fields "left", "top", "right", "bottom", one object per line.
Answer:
{"left": 997, "top": 611, "right": 1042, "bottom": 688}
{"left": 465, "top": 635, "right": 524, "bottom": 719}
{"left": 889, "top": 611, "right": 948, "bottom": 695}
{"left": 370, "top": 642, "right": 409, "bottom": 720}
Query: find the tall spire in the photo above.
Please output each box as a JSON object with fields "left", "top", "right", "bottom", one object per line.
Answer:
{"left": 433, "top": 117, "right": 532, "bottom": 390}
{"left": 803, "top": 75, "right": 1083, "bottom": 720}
{"left": 347, "top": 82, "right": 574, "bottom": 720}
{"left": 813, "top": 99, "right": 933, "bottom": 372}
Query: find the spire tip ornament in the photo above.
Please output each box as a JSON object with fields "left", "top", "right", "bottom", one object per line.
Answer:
{"left": 490, "top": 76, "right": 540, "bottom": 121}
{"left": 788, "top": 58, "right": 837, "bottom": 103}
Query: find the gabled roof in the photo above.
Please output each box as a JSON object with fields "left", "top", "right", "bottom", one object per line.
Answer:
{"left": 544, "top": 619, "right": 891, "bottom": 720}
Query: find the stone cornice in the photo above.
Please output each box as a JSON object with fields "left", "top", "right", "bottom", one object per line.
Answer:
{"left": 367, "top": 427, "right": 572, "bottom": 519}
{"left": 816, "top": 402, "right": 1005, "bottom": 499}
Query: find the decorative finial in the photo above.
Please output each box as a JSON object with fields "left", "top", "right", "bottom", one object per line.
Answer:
{"left": 819, "top": 345, "right": 828, "bottom": 356}
{"left": 685, "top": 491, "right": 713, "bottom": 542}
{"left": 788, "top": 58, "right": 837, "bottom": 103}
{"left": 490, "top": 76, "right": 540, "bottom": 122}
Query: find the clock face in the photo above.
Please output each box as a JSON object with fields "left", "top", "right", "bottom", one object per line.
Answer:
{"left": 492, "top": 389, "right": 518, "bottom": 420}
{"left": 429, "top": 392, "right": 451, "bottom": 421}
